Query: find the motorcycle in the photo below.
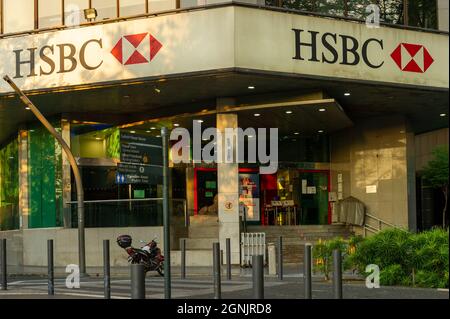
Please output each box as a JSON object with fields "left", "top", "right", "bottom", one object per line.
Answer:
{"left": 117, "top": 234, "right": 164, "bottom": 276}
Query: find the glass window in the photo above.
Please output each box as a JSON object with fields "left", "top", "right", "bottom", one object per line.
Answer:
{"left": 148, "top": 0, "right": 176, "bottom": 13}
{"left": 120, "top": 0, "right": 146, "bottom": 16}
{"left": 64, "top": 0, "right": 89, "bottom": 26}
{"left": 92, "top": 0, "right": 118, "bottom": 21}
{"left": 38, "top": 0, "right": 63, "bottom": 28}
{"left": 4, "top": 0, "right": 34, "bottom": 33}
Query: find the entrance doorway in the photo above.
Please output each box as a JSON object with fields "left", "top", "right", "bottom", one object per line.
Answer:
{"left": 297, "top": 170, "right": 330, "bottom": 225}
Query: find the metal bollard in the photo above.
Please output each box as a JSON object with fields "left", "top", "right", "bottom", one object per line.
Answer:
{"left": 252, "top": 255, "right": 264, "bottom": 299}
{"left": 277, "top": 236, "right": 283, "bottom": 280}
{"left": 333, "top": 249, "right": 343, "bottom": 299}
{"left": 213, "top": 242, "right": 221, "bottom": 299}
{"left": 130, "top": 264, "right": 146, "bottom": 299}
{"left": 304, "top": 243, "right": 312, "bottom": 299}
{"left": 48, "top": 239, "right": 54, "bottom": 295}
{"left": 103, "top": 240, "right": 111, "bottom": 299}
{"left": 226, "top": 238, "right": 231, "bottom": 280}
{"left": 1, "top": 239, "right": 6, "bottom": 290}
{"left": 180, "top": 238, "right": 186, "bottom": 279}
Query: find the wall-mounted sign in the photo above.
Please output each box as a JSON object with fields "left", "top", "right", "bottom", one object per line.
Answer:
{"left": 239, "top": 173, "right": 260, "bottom": 221}
{"left": 120, "top": 131, "right": 162, "bottom": 165}
{"left": 117, "top": 162, "right": 162, "bottom": 184}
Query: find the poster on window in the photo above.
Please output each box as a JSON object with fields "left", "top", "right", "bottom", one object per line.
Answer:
{"left": 239, "top": 173, "right": 260, "bottom": 221}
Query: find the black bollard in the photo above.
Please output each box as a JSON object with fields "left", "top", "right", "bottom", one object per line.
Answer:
{"left": 252, "top": 255, "right": 264, "bottom": 299}
{"left": 103, "top": 240, "right": 111, "bottom": 299}
{"left": 130, "top": 264, "right": 145, "bottom": 299}
{"left": 1, "top": 239, "right": 6, "bottom": 290}
{"left": 48, "top": 239, "right": 54, "bottom": 295}
{"left": 226, "top": 238, "right": 231, "bottom": 280}
{"left": 277, "top": 236, "right": 283, "bottom": 280}
{"left": 304, "top": 243, "right": 312, "bottom": 299}
{"left": 180, "top": 238, "right": 186, "bottom": 279}
{"left": 213, "top": 242, "right": 221, "bottom": 299}
{"left": 333, "top": 249, "right": 343, "bottom": 299}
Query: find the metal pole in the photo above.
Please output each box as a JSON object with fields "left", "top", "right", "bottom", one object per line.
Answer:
{"left": 277, "top": 236, "right": 283, "bottom": 280}
{"left": 252, "top": 255, "right": 264, "bottom": 299}
{"left": 226, "top": 238, "right": 231, "bottom": 280}
{"left": 180, "top": 238, "right": 186, "bottom": 279}
{"left": 130, "top": 264, "right": 145, "bottom": 299}
{"left": 213, "top": 242, "right": 221, "bottom": 299}
{"left": 48, "top": 239, "right": 54, "bottom": 296}
{"left": 103, "top": 240, "right": 111, "bottom": 299}
{"left": 161, "top": 127, "right": 171, "bottom": 299}
{"left": 333, "top": 249, "right": 343, "bottom": 299}
{"left": 1, "top": 239, "right": 6, "bottom": 290}
{"left": 3, "top": 75, "right": 86, "bottom": 276}
{"left": 304, "top": 243, "right": 312, "bottom": 299}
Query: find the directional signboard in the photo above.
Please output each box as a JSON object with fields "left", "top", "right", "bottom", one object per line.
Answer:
{"left": 120, "top": 131, "right": 162, "bottom": 165}
{"left": 117, "top": 163, "right": 162, "bottom": 185}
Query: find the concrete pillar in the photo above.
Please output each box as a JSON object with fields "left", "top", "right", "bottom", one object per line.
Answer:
{"left": 18, "top": 130, "right": 29, "bottom": 229}
{"left": 61, "top": 119, "right": 72, "bottom": 228}
{"left": 216, "top": 98, "right": 240, "bottom": 265}
{"left": 405, "top": 121, "right": 417, "bottom": 232}
{"left": 437, "top": 0, "right": 449, "bottom": 32}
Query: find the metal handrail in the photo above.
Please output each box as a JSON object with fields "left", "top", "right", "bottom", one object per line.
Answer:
{"left": 365, "top": 213, "right": 398, "bottom": 229}
{"left": 363, "top": 213, "right": 404, "bottom": 237}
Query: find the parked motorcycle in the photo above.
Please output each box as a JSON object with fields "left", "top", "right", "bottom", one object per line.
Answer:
{"left": 117, "top": 234, "right": 164, "bottom": 276}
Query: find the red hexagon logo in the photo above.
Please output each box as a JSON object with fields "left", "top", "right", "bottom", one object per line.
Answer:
{"left": 390, "top": 43, "right": 434, "bottom": 73}
{"left": 111, "top": 33, "right": 162, "bottom": 65}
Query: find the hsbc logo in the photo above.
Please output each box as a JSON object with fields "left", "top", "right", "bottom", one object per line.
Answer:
{"left": 390, "top": 43, "right": 434, "bottom": 73}
{"left": 111, "top": 33, "right": 162, "bottom": 65}
{"left": 292, "top": 29, "right": 435, "bottom": 74}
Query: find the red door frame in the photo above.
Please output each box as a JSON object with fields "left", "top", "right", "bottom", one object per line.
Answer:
{"left": 298, "top": 169, "right": 331, "bottom": 225}
{"left": 193, "top": 167, "right": 259, "bottom": 215}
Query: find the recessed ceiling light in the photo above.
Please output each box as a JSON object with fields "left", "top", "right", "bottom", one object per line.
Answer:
{"left": 130, "top": 130, "right": 136, "bottom": 133}
{"left": 146, "top": 130, "right": 151, "bottom": 133}
{"left": 248, "top": 86, "right": 255, "bottom": 89}
{"left": 173, "top": 123, "right": 180, "bottom": 127}
{"left": 318, "top": 130, "right": 324, "bottom": 133}
{"left": 294, "top": 132, "right": 300, "bottom": 135}
{"left": 344, "top": 92, "right": 351, "bottom": 96}
{"left": 285, "top": 110, "right": 293, "bottom": 114}
{"left": 150, "top": 127, "right": 156, "bottom": 130}
{"left": 319, "top": 108, "right": 326, "bottom": 112}
{"left": 440, "top": 113, "right": 447, "bottom": 117}
{"left": 156, "top": 135, "right": 161, "bottom": 138}
{"left": 154, "top": 88, "right": 161, "bottom": 93}
{"left": 95, "top": 137, "right": 101, "bottom": 140}
{"left": 197, "top": 120, "right": 204, "bottom": 123}
{"left": 25, "top": 107, "right": 30, "bottom": 110}
{"left": 254, "top": 113, "right": 261, "bottom": 117}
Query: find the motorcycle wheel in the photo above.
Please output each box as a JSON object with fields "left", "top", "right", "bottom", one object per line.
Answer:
{"left": 156, "top": 263, "right": 164, "bottom": 277}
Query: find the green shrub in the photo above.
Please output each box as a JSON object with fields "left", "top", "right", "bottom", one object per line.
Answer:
{"left": 380, "top": 264, "right": 405, "bottom": 286}
{"left": 312, "top": 228, "right": 449, "bottom": 288}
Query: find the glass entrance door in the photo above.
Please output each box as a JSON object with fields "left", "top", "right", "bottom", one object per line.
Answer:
{"left": 298, "top": 170, "right": 329, "bottom": 225}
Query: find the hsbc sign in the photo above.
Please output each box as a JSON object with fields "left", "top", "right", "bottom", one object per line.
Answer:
{"left": 12, "top": 32, "right": 163, "bottom": 78}
{"left": 292, "top": 29, "right": 434, "bottom": 74}
{"left": 0, "top": 6, "right": 447, "bottom": 94}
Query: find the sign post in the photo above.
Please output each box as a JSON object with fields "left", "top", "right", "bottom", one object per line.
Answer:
{"left": 161, "top": 127, "right": 171, "bottom": 299}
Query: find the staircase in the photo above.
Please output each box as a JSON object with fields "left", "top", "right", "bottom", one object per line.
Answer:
{"left": 170, "top": 215, "right": 219, "bottom": 267}
{"left": 247, "top": 224, "right": 353, "bottom": 264}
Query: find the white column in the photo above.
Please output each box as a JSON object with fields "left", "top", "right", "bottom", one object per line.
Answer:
{"left": 216, "top": 98, "right": 240, "bottom": 264}
{"left": 18, "top": 130, "right": 29, "bottom": 229}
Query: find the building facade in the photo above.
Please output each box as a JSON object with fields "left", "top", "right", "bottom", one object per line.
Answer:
{"left": 0, "top": 1, "right": 448, "bottom": 270}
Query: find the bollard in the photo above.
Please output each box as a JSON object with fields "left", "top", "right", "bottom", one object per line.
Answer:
{"left": 333, "top": 249, "right": 343, "bottom": 299}
{"left": 213, "top": 242, "right": 221, "bottom": 299}
{"left": 103, "top": 240, "right": 111, "bottom": 299}
{"left": 226, "top": 238, "right": 231, "bottom": 280}
{"left": 180, "top": 238, "right": 186, "bottom": 279}
{"left": 1, "top": 239, "right": 6, "bottom": 290}
{"left": 304, "top": 243, "right": 312, "bottom": 299}
{"left": 252, "top": 255, "right": 264, "bottom": 299}
{"left": 48, "top": 239, "right": 54, "bottom": 295}
{"left": 277, "top": 236, "right": 283, "bottom": 280}
{"left": 131, "top": 263, "right": 146, "bottom": 299}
